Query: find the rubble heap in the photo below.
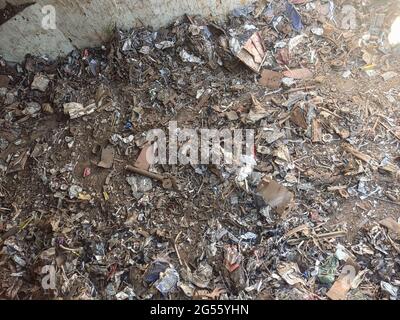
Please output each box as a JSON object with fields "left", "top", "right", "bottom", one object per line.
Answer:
{"left": 1, "top": 0, "right": 400, "bottom": 300}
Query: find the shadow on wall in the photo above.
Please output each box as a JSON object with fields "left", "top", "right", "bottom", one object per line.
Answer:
{"left": 0, "top": 1, "right": 35, "bottom": 25}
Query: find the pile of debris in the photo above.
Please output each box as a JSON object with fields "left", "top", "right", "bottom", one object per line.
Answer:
{"left": 1, "top": 0, "right": 400, "bottom": 300}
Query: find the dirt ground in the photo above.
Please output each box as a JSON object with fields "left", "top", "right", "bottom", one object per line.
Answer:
{"left": 1, "top": 0, "right": 400, "bottom": 300}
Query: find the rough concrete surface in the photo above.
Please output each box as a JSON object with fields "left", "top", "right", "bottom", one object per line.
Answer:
{"left": 0, "top": 0, "right": 253, "bottom": 62}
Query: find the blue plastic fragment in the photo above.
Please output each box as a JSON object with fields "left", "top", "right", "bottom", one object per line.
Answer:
{"left": 144, "top": 261, "right": 169, "bottom": 284}
{"left": 286, "top": 2, "right": 303, "bottom": 31}
{"left": 264, "top": 2, "right": 274, "bottom": 17}
{"left": 124, "top": 120, "right": 133, "bottom": 130}
{"left": 232, "top": 5, "right": 254, "bottom": 17}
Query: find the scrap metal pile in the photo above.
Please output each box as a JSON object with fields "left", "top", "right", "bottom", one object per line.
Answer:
{"left": 1, "top": 0, "right": 400, "bottom": 300}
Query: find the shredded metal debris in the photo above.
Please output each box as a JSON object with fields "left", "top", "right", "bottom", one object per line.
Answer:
{"left": 1, "top": 0, "right": 400, "bottom": 301}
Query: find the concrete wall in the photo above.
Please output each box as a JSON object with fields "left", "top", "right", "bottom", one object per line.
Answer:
{"left": 0, "top": 0, "right": 253, "bottom": 62}
{"left": 0, "top": 0, "right": 34, "bottom": 8}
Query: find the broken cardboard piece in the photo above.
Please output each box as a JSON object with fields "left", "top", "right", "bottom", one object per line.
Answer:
{"left": 276, "top": 48, "right": 290, "bottom": 66}
{"left": 225, "top": 111, "right": 239, "bottom": 121}
{"left": 312, "top": 118, "right": 322, "bottom": 142}
{"left": 233, "top": 31, "right": 267, "bottom": 73}
{"left": 290, "top": 107, "right": 308, "bottom": 129}
{"left": 97, "top": 146, "right": 115, "bottom": 169}
{"left": 259, "top": 69, "right": 283, "bottom": 89}
{"left": 0, "top": 75, "right": 10, "bottom": 88}
{"left": 257, "top": 178, "right": 294, "bottom": 216}
{"left": 64, "top": 102, "right": 97, "bottom": 119}
{"left": 379, "top": 217, "right": 400, "bottom": 239}
{"left": 327, "top": 259, "right": 361, "bottom": 300}
{"left": 326, "top": 274, "right": 352, "bottom": 300}
{"left": 283, "top": 68, "right": 313, "bottom": 79}
{"left": 134, "top": 143, "right": 155, "bottom": 171}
